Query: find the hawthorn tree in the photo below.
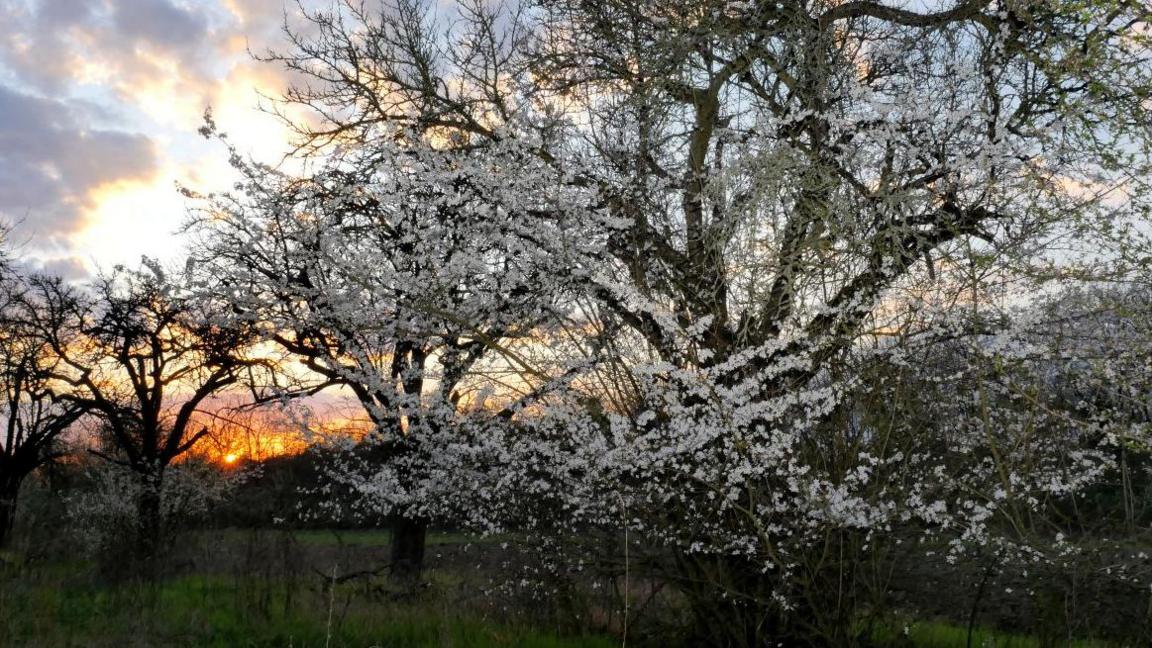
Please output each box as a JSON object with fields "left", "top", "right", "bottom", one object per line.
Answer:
{"left": 190, "top": 114, "right": 598, "bottom": 585}
{"left": 204, "top": 0, "right": 1151, "bottom": 642}
{"left": 838, "top": 284, "right": 1152, "bottom": 642}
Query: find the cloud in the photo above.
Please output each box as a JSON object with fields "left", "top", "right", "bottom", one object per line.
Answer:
{"left": 111, "top": 0, "right": 210, "bottom": 50}
{"left": 19, "top": 255, "right": 92, "bottom": 281}
{"left": 0, "top": 85, "right": 158, "bottom": 247}
{"left": 0, "top": 1, "right": 234, "bottom": 130}
{"left": 0, "top": 0, "right": 300, "bottom": 266}
{"left": 0, "top": 0, "right": 217, "bottom": 89}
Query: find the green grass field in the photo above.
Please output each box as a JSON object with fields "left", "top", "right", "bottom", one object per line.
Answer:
{"left": 0, "top": 571, "right": 616, "bottom": 648}
{"left": 1, "top": 570, "right": 1125, "bottom": 648}
{"left": 0, "top": 529, "right": 1132, "bottom": 647}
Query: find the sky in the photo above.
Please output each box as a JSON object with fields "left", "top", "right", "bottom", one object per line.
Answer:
{"left": 0, "top": 0, "right": 310, "bottom": 278}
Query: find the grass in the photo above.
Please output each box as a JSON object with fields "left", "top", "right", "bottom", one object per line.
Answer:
{"left": 873, "top": 618, "right": 1116, "bottom": 648}
{"left": 1, "top": 529, "right": 1132, "bottom": 647}
{"left": 0, "top": 571, "right": 616, "bottom": 648}
{"left": 2, "top": 566, "right": 1130, "bottom": 647}
{"left": 288, "top": 528, "right": 393, "bottom": 547}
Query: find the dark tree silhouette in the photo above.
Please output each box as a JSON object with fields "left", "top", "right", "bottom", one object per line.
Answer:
{"left": 0, "top": 233, "right": 87, "bottom": 547}
{"left": 29, "top": 264, "right": 265, "bottom": 571}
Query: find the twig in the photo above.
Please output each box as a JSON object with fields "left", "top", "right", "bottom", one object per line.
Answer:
{"left": 325, "top": 564, "right": 337, "bottom": 648}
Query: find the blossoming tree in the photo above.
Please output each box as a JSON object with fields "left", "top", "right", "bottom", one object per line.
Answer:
{"left": 199, "top": 0, "right": 1151, "bottom": 642}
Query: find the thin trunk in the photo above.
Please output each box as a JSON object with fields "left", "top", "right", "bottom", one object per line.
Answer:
{"left": 967, "top": 564, "right": 993, "bottom": 648}
{"left": 0, "top": 476, "right": 20, "bottom": 549}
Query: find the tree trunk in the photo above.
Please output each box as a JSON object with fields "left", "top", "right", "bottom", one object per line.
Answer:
{"left": 384, "top": 415, "right": 428, "bottom": 594}
{"left": 390, "top": 515, "right": 427, "bottom": 592}
{"left": 134, "top": 471, "right": 164, "bottom": 579}
{"left": 0, "top": 475, "right": 20, "bottom": 549}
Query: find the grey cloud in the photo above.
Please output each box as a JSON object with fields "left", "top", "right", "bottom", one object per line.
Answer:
{"left": 34, "top": 0, "right": 98, "bottom": 30}
{"left": 37, "top": 255, "right": 90, "bottom": 279}
{"left": 18, "top": 255, "right": 92, "bottom": 280}
{"left": 112, "top": 0, "right": 210, "bottom": 49}
{"left": 0, "top": 0, "right": 216, "bottom": 94}
{"left": 0, "top": 85, "right": 158, "bottom": 246}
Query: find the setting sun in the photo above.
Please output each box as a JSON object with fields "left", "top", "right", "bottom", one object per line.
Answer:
{"left": 223, "top": 453, "right": 239, "bottom": 465}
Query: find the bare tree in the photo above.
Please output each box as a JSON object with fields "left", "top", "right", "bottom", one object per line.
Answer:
{"left": 29, "top": 264, "right": 265, "bottom": 570}
{"left": 0, "top": 231, "right": 87, "bottom": 547}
